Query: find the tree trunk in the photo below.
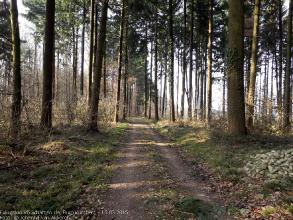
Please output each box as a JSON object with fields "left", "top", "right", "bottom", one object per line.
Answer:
{"left": 269, "top": 54, "right": 274, "bottom": 121}
{"left": 206, "top": 0, "right": 213, "bottom": 126}
{"left": 72, "top": 26, "right": 78, "bottom": 105}
{"left": 187, "top": 0, "right": 194, "bottom": 120}
{"left": 10, "top": 0, "right": 21, "bottom": 138}
{"left": 247, "top": 0, "right": 261, "bottom": 128}
{"left": 162, "top": 45, "right": 168, "bottom": 118}
{"left": 168, "top": 0, "right": 175, "bottom": 122}
{"left": 80, "top": 0, "right": 86, "bottom": 96}
{"left": 277, "top": 0, "right": 283, "bottom": 127}
{"left": 56, "top": 50, "right": 60, "bottom": 104}
{"left": 194, "top": 44, "right": 199, "bottom": 119}
{"left": 88, "top": 0, "right": 108, "bottom": 131}
{"left": 160, "top": 57, "right": 163, "bottom": 114}
{"left": 33, "top": 37, "right": 38, "bottom": 98}
{"left": 181, "top": 0, "right": 187, "bottom": 119}
{"left": 246, "top": 38, "right": 252, "bottom": 96}
{"left": 227, "top": 0, "right": 246, "bottom": 135}
{"left": 123, "top": 4, "right": 129, "bottom": 121}
{"left": 40, "top": 0, "right": 55, "bottom": 129}
{"left": 149, "top": 41, "right": 153, "bottom": 119}
{"left": 52, "top": 42, "right": 56, "bottom": 100}
{"left": 154, "top": 3, "right": 159, "bottom": 122}
{"left": 88, "top": 0, "right": 95, "bottom": 103}
{"left": 203, "top": 42, "right": 207, "bottom": 119}
{"left": 114, "top": 0, "right": 126, "bottom": 123}
{"left": 223, "top": 70, "right": 226, "bottom": 118}
{"left": 283, "top": 0, "right": 292, "bottom": 133}
{"left": 103, "top": 43, "right": 107, "bottom": 98}
{"left": 144, "top": 23, "right": 148, "bottom": 118}
{"left": 177, "top": 49, "right": 180, "bottom": 117}
{"left": 200, "top": 64, "right": 204, "bottom": 119}
{"left": 262, "top": 53, "right": 269, "bottom": 119}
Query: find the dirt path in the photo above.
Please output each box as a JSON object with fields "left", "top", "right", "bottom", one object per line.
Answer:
{"left": 98, "top": 118, "right": 230, "bottom": 219}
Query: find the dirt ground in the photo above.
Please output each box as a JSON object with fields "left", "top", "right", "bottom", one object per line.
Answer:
{"left": 98, "top": 118, "right": 230, "bottom": 220}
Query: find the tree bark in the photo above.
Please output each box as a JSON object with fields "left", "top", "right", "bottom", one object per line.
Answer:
{"left": 123, "top": 3, "right": 129, "bottom": 121}
{"left": 177, "top": 49, "right": 180, "bottom": 117}
{"left": 269, "top": 54, "right": 274, "bottom": 121}
{"left": 162, "top": 44, "right": 168, "bottom": 118}
{"left": 180, "top": 0, "right": 187, "bottom": 119}
{"left": 149, "top": 41, "right": 153, "bottom": 119}
{"left": 88, "top": 0, "right": 95, "bottom": 103}
{"left": 88, "top": 0, "right": 108, "bottom": 131}
{"left": 262, "top": 53, "right": 269, "bottom": 118}
{"left": 227, "top": 0, "right": 246, "bottom": 135}
{"left": 144, "top": 23, "right": 148, "bottom": 118}
{"left": 223, "top": 70, "right": 226, "bottom": 118}
{"left": 277, "top": 0, "right": 283, "bottom": 127}
{"left": 154, "top": 2, "right": 159, "bottom": 122}
{"left": 102, "top": 43, "right": 107, "bottom": 98}
{"left": 33, "top": 36, "right": 38, "bottom": 97}
{"left": 72, "top": 26, "right": 78, "bottom": 105}
{"left": 206, "top": 0, "right": 213, "bottom": 126}
{"left": 10, "top": 0, "right": 21, "bottom": 138}
{"left": 283, "top": 0, "right": 292, "bottom": 133}
{"left": 188, "top": 0, "right": 194, "bottom": 120}
{"left": 40, "top": 0, "right": 55, "bottom": 129}
{"left": 80, "top": 0, "right": 86, "bottom": 96}
{"left": 168, "top": 0, "right": 175, "bottom": 122}
{"left": 114, "top": 0, "right": 126, "bottom": 123}
{"left": 247, "top": 0, "right": 261, "bottom": 128}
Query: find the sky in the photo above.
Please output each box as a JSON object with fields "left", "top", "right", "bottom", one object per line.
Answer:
{"left": 17, "top": 0, "right": 34, "bottom": 42}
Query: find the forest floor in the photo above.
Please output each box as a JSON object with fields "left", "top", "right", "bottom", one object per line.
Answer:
{"left": 0, "top": 118, "right": 292, "bottom": 219}
{"left": 0, "top": 123, "right": 128, "bottom": 218}
{"left": 154, "top": 120, "right": 293, "bottom": 219}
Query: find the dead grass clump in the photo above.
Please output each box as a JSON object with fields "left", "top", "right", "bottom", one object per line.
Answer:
{"left": 40, "top": 141, "right": 70, "bottom": 153}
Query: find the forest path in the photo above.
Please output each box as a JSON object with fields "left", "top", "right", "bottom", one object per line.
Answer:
{"left": 98, "top": 118, "right": 229, "bottom": 219}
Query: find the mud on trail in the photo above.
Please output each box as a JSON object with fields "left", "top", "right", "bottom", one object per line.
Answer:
{"left": 98, "top": 118, "right": 231, "bottom": 220}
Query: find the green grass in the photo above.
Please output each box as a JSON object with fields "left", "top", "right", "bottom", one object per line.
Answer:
{"left": 155, "top": 122, "right": 249, "bottom": 182}
{"left": 155, "top": 121, "right": 293, "bottom": 218}
{"left": 0, "top": 123, "right": 128, "bottom": 211}
{"left": 260, "top": 206, "right": 277, "bottom": 217}
{"left": 155, "top": 121, "right": 292, "bottom": 184}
